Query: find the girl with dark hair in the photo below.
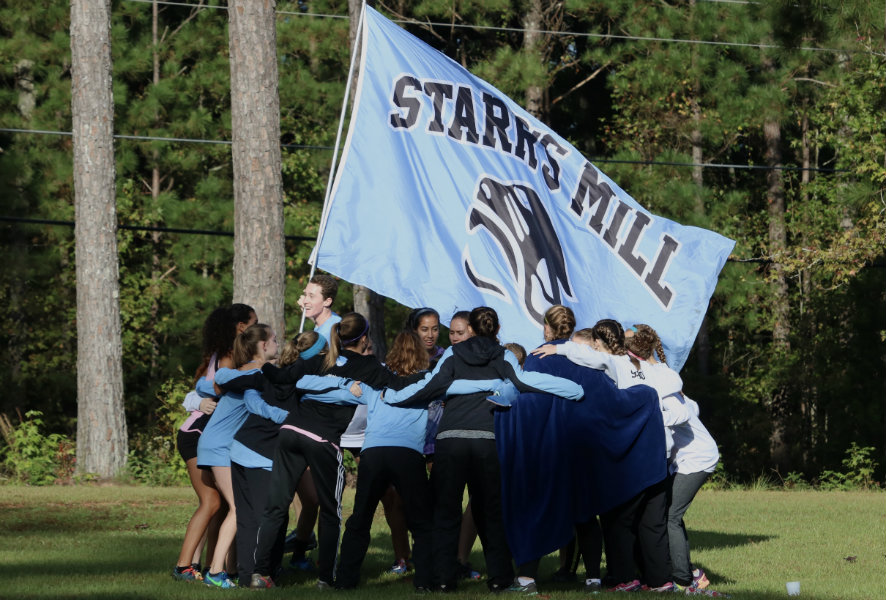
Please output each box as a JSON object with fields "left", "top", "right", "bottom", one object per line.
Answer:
{"left": 173, "top": 304, "right": 256, "bottom": 582}
{"left": 407, "top": 307, "right": 444, "bottom": 365}
{"left": 384, "top": 306, "right": 584, "bottom": 592}
{"left": 199, "top": 323, "right": 278, "bottom": 588}
{"left": 249, "top": 313, "right": 422, "bottom": 589}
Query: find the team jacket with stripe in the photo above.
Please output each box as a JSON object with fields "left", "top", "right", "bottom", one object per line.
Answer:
{"left": 384, "top": 336, "right": 584, "bottom": 436}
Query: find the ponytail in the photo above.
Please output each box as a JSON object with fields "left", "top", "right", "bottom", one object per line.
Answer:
{"left": 469, "top": 306, "right": 499, "bottom": 340}
{"left": 592, "top": 319, "right": 627, "bottom": 360}
{"left": 280, "top": 331, "right": 324, "bottom": 367}
{"left": 232, "top": 324, "right": 272, "bottom": 368}
{"left": 323, "top": 312, "right": 368, "bottom": 372}
{"left": 630, "top": 324, "right": 667, "bottom": 365}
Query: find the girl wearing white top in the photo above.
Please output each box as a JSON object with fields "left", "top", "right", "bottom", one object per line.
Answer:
{"left": 625, "top": 325, "right": 721, "bottom": 594}
{"left": 532, "top": 319, "right": 674, "bottom": 592}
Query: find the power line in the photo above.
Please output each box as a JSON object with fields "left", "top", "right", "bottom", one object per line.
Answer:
{"left": 591, "top": 158, "right": 848, "bottom": 174}
{"left": 121, "top": 0, "right": 858, "bottom": 54}
{"left": 0, "top": 128, "right": 333, "bottom": 151}
{"left": 0, "top": 216, "right": 314, "bottom": 243}
{"left": 0, "top": 128, "right": 850, "bottom": 174}
{"left": 5, "top": 216, "right": 883, "bottom": 268}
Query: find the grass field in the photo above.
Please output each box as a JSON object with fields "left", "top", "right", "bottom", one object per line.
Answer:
{"left": 0, "top": 486, "right": 883, "bottom": 599}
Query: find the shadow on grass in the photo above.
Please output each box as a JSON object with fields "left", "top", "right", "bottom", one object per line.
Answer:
{"left": 690, "top": 529, "right": 774, "bottom": 550}
{"left": 0, "top": 534, "right": 182, "bottom": 575}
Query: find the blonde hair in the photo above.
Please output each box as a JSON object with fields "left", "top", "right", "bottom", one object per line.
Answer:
{"left": 544, "top": 305, "right": 576, "bottom": 341}
{"left": 279, "top": 331, "right": 321, "bottom": 366}
{"left": 232, "top": 324, "right": 273, "bottom": 368}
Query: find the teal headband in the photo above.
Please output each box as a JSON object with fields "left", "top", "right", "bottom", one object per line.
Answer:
{"left": 301, "top": 334, "right": 327, "bottom": 359}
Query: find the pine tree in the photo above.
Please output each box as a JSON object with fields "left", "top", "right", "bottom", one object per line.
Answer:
{"left": 70, "top": 0, "right": 127, "bottom": 477}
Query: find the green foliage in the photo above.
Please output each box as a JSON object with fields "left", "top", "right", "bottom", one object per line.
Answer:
{"left": 0, "top": 410, "right": 75, "bottom": 485}
{"left": 0, "top": 0, "right": 883, "bottom": 485}
{"left": 123, "top": 372, "right": 192, "bottom": 486}
{"left": 818, "top": 443, "right": 881, "bottom": 491}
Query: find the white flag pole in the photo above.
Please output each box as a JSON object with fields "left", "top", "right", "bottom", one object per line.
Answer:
{"left": 299, "top": 0, "right": 368, "bottom": 333}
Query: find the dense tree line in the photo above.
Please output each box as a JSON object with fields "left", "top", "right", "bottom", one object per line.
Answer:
{"left": 0, "top": 0, "right": 883, "bottom": 481}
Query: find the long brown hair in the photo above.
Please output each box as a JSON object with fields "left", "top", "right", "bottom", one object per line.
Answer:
{"left": 626, "top": 324, "right": 667, "bottom": 365}
{"left": 385, "top": 330, "right": 429, "bottom": 376}
{"left": 323, "top": 312, "right": 369, "bottom": 371}
{"left": 232, "top": 323, "right": 273, "bottom": 368}
{"left": 592, "top": 318, "right": 640, "bottom": 368}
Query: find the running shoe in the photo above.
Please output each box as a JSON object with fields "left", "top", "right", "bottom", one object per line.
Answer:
{"left": 172, "top": 565, "right": 203, "bottom": 582}
{"left": 608, "top": 579, "right": 642, "bottom": 592}
{"left": 249, "top": 573, "right": 275, "bottom": 589}
{"left": 456, "top": 561, "right": 481, "bottom": 580}
{"left": 388, "top": 558, "right": 410, "bottom": 575}
{"left": 316, "top": 580, "right": 333, "bottom": 590}
{"left": 506, "top": 578, "right": 538, "bottom": 595}
{"left": 204, "top": 571, "right": 236, "bottom": 589}
{"left": 684, "top": 583, "right": 731, "bottom": 597}
{"left": 584, "top": 579, "right": 602, "bottom": 594}
{"left": 643, "top": 581, "right": 679, "bottom": 592}
{"left": 693, "top": 568, "right": 710, "bottom": 590}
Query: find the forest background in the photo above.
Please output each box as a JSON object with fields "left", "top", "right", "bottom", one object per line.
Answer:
{"left": 0, "top": 0, "right": 884, "bottom": 485}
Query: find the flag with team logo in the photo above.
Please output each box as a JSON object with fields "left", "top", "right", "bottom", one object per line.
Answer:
{"left": 312, "top": 5, "right": 734, "bottom": 370}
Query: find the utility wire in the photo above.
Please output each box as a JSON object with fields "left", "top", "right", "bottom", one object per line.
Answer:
{"left": 0, "top": 216, "right": 314, "bottom": 243}
{"left": 0, "top": 128, "right": 849, "bottom": 174}
{"left": 122, "top": 0, "right": 858, "bottom": 54}
{"left": 0, "top": 128, "right": 333, "bottom": 151}
{"left": 5, "top": 216, "right": 883, "bottom": 268}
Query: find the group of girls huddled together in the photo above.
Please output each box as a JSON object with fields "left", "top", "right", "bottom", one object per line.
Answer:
{"left": 172, "top": 275, "right": 727, "bottom": 597}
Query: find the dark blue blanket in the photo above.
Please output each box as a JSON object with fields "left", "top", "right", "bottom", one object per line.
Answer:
{"left": 494, "top": 339, "right": 667, "bottom": 566}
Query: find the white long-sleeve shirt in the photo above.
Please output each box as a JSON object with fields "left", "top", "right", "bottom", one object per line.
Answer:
{"left": 555, "top": 341, "right": 648, "bottom": 388}
{"left": 668, "top": 394, "right": 719, "bottom": 475}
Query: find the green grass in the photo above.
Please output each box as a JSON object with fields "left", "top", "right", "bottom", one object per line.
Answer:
{"left": 0, "top": 486, "right": 883, "bottom": 599}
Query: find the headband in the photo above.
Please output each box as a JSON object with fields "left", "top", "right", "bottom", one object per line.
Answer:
{"left": 301, "top": 334, "right": 327, "bottom": 360}
{"left": 626, "top": 350, "right": 645, "bottom": 362}
{"left": 628, "top": 325, "right": 638, "bottom": 333}
{"left": 341, "top": 322, "right": 369, "bottom": 346}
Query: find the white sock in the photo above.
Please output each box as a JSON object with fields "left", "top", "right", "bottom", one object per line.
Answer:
{"left": 517, "top": 577, "right": 535, "bottom": 586}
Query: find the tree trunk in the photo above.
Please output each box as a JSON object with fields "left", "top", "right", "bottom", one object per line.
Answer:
{"left": 764, "top": 100, "right": 791, "bottom": 470}
{"left": 348, "top": 0, "right": 386, "bottom": 357}
{"left": 523, "top": 0, "right": 544, "bottom": 118}
{"left": 765, "top": 118, "right": 790, "bottom": 349}
{"left": 690, "top": 96, "right": 711, "bottom": 377}
{"left": 71, "top": 0, "right": 127, "bottom": 478}
{"left": 228, "top": 0, "right": 286, "bottom": 337}
{"left": 149, "top": 0, "right": 162, "bottom": 377}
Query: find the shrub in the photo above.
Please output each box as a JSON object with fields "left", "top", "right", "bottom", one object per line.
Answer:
{"left": 123, "top": 372, "right": 192, "bottom": 486}
{"left": 818, "top": 443, "right": 880, "bottom": 491}
{"left": 0, "top": 410, "right": 76, "bottom": 485}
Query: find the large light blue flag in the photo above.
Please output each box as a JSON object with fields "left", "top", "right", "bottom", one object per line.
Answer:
{"left": 313, "top": 6, "right": 734, "bottom": 371}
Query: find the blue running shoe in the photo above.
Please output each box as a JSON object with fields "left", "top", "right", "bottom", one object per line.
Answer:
{"left": 204, "top": 571, "right": 236, "bottom": 589}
